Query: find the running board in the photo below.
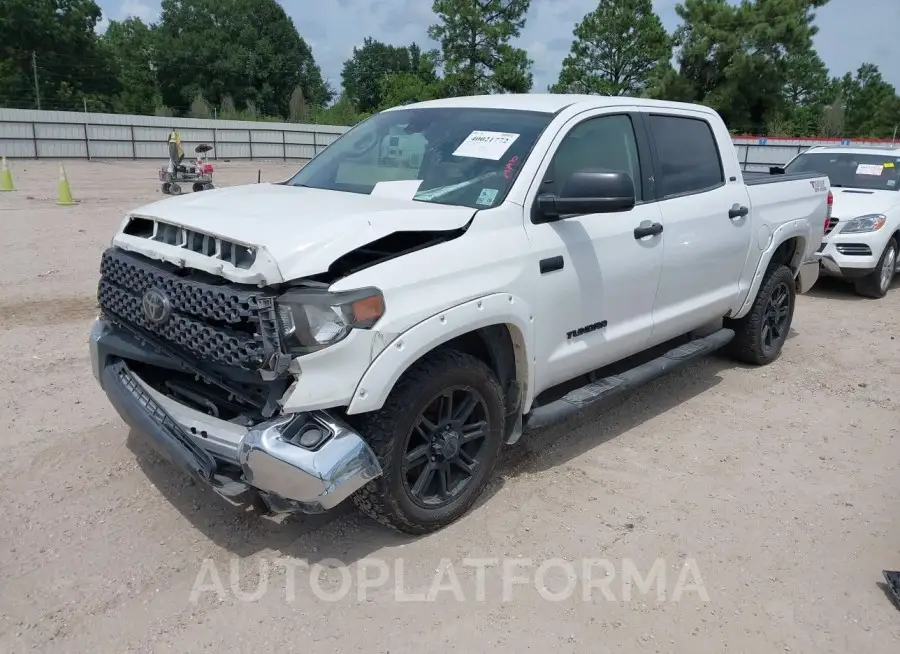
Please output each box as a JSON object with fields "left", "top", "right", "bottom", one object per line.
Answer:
{"left": 523, "top": 328, "right": 735, "bottom": 431}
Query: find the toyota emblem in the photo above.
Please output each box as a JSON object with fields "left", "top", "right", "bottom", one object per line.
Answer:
{"left": 142, "top": 288, "right": 172, "bottom": 325}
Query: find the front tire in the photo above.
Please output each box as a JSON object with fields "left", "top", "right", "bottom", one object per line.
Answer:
{"left": 351, "top": 349, "right": 506, "bottom": 535}
{"left": 725, "top": 263, "right": 796, "bottom": 365}
{"left": 853, "top": 239, "right": 897, "bottom": 299}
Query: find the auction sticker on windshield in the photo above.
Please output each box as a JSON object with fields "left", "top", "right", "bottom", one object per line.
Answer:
{"left": 453, "top": 131, "right": 520, "bottom": 160}
{"left": 857, "top": 163, "right": 884, "bottom": 176}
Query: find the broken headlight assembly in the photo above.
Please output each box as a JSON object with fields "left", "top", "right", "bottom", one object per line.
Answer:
{"left": 275, "top": 287, "right": 385, "bottom": 355}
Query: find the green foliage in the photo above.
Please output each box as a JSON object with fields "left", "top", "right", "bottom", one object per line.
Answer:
{"left": 0, "top": 0, "right": 119, "bottom": 110}
{"left": 102, "top": 18, "right": 161, "bottom": 114}
{"left": 1, "top": 0, "right": 897, "bottom": 139}
{"left": 378, "top": 72, "right": 443, "bottom": 110}
{"left": 551, "top": 0, "right": 671, "bottom": 96}
{"left": 190, "top": 92, "right": 213, "bottom": 119}
{"left": 666, "top": 0, "right": 832, "bottom": 133}
{"left": 428, "top": 0, "right": 533, "bottom": 95}
{"left": 836, "top": 64, "right": 900, "bottom": 138}
{"left": 310, "top": 96, "right": 370, "bottom": 127}
{"left": 289, "top": 86, "right": 310, "bottom": 122}
{"left": 154, "top": 0, "right": 332, "bottom": 117}
{"left": 341, "top": 38, "right": 439, "bottom": 113}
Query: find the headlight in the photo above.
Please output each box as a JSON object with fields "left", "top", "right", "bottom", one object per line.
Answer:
{"left": 840, "top": 214, "right": 886, "bottom": 233}
{"left": 276, "top": 287, "right": 384, "bottom": 355}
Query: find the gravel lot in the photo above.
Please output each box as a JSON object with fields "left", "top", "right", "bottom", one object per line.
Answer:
{"left": 1, "top": 159, "right": 899, "bottom": 653}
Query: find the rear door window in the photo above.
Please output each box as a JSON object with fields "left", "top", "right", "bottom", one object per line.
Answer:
{"left": 647, "top": 115, "right": 725, "bottom": 198}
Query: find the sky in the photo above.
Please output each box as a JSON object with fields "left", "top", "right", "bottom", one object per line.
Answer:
{"left": 95, "top": 0, "right": 900, "bottom": 93}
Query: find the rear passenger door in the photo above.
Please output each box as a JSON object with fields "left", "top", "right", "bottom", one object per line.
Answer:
{"left": 640, "top": 109, "right": 753, "bottom": 345}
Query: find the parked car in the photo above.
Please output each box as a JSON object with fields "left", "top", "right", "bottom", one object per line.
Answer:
{"left": 774, "top": 146, "right": 900, "bottom": 297}
{"left": 89, "top": 94, "right": 830, "bottom": 534}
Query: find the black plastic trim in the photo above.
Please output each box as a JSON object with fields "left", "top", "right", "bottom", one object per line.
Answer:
{"left": 539, "top": 255, "right": 564, "bottom": 274}
{"left": 102, "top": 358, "right": 217, "bottom": 482}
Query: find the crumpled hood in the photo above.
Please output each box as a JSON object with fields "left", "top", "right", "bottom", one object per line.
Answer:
{"left": 831, "top": 188, "right": 900, "bottom": 220}
{"left": 117, "top": 183, "right": 476, "bottom": 282}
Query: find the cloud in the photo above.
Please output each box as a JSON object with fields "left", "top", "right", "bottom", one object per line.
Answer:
{"left": 94, "top": 0, "right": 900, "bottom": 91}
{"left": 121, "top": 0, "right": 158, "bottom": 23}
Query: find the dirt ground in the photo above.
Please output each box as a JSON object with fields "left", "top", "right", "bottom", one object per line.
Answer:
{"left": 1, "top": 159, "right": 899, "bottom": 653}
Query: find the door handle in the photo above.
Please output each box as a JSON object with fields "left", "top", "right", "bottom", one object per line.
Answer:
{"left": 729, "top": 204, "right": 749, "bottom": 219}
{"left": 634, "top": 222, "right": 663, "bottom": 239}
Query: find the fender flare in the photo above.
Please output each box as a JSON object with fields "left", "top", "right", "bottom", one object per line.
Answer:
{"left": 346, "top": 293, "right": 536, "bottom": 415}
{"left": 732, "top": 219, "right": 811, "bottom": 319}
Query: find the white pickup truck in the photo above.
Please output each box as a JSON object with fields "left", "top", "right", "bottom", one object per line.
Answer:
{"left": 89, "top": 95, "right": 829, "bottom": 534}
{"left": 773, "top": 145, "right": 900, "bottom": 298}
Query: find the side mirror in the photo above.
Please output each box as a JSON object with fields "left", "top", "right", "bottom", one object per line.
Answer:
{"left": 536, "top": 169, "right": 635, "bottom": 223}
{"left": 769, "top": 165, "right": 785, "bottom": 175}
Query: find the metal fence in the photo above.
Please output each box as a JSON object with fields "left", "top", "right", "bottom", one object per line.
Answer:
{"left": 0, "top": 108, "right": 348, "bottom": 161}
{"left": 0, "top": 108, "right": 896, "bottom": 167}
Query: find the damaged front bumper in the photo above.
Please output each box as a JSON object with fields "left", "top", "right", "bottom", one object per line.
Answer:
{"left": 89, "top": 318, "right": 382, "bottom": 514}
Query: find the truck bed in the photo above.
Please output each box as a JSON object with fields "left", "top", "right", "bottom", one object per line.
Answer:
{"left": 742, "top": 171, "right": 822, "bottom": 186}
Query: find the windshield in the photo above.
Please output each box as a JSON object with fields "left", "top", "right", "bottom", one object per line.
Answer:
{"left": 285, "top": 107, "right": 554, "bottom": 209}
{"left": 784, "top": 151, "right": 900, "bottom": 191}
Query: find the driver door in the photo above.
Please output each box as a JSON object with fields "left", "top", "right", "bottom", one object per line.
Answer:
{"left": 522, "top": 109, "right": 665, "bottom": 395}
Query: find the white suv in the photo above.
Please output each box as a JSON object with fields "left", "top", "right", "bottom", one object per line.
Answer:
{"left": 781, "top": 146, "right": 900, "bottom": 297}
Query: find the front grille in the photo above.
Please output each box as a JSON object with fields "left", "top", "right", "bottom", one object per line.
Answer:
{"left": 835, "top": 243, "right": 872, "bottom": 256}
{"left": 123, "top": 216, "right": 256, "bottom": 269}
{"left": 825, "top": 218, "right": 839, "bottom": 235}
{"left": 97, "top": 248, "right": 280, "bottom": 370}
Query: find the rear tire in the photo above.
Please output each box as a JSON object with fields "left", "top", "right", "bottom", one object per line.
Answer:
{"left": 161, "top": 183, "right": 170, "bottom": 194}
{"left": 350, "top": 349, "right": 506, "bottom": 535}
{"left": 169, "top": 182, "right": 182, "bottom": 195}
{"left": 192, "top": 182, "right": 204, "bottom": 193}
{"left": 853, "top": 239, "right": 897, "bottom": 299}
{"left": 724, "top": 264, "right": 795, "bottom": 365}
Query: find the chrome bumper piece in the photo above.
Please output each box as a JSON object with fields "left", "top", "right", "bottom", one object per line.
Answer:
{"left": 89, "top": 318, "right": 382, "bottom": 514}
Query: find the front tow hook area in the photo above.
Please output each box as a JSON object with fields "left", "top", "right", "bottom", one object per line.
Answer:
{"left": 92, "top": 323, "right": 383, "bottom": 515}
{"left": 238, "top": 413, "right": 383, "bottom": 513}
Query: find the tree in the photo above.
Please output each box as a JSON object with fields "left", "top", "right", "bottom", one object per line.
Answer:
{"left": 341, "top": 38, "right": 438, "bottom": 113}
{"left": 763, "top": 52, "right": 831, "bottom": 136}
{"left": 189, "top": 92, "right": 213, "bottom": 118}
{"left": 836, "top": 64, "right": 900, "bottom": 139}
{"left": 551, "top": 0, "right": 671, "bottom": 96}
{"left": 102, "top": 18, "right": 162, "bottom": 114}
{"left": 428, "top": 0, "right": 533, "bottom": 95}
{"left": 818, "top": 92, "right": 845, "bottom": 137}
{"left": 670, "top": 0, "right": 830, "bottom": 133}
{"left": 783, "top": 52, "right": 830, "bottom": 108}
{"left": 0, "top": 0, "right": 119, "bottom": 111}
{"left": 378, "top": 72, "right": 442, "bottom": 109}
{"left": 289, "top": 86, "right": 309, "bottom": 122}
{"left": 154, "top": 0, "right": 332, "bottom": 117}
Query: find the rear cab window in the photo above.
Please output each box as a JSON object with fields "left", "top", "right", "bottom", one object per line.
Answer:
{"left": 646, "top": 114, "right": 725, "bottom": 198}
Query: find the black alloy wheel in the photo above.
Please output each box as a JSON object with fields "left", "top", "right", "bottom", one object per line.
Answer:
{"left": 761, "top": 280, "right": 791, "bottom": 354}
{"left": 402, "top": 386, "right": 489, "bottom": 508}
